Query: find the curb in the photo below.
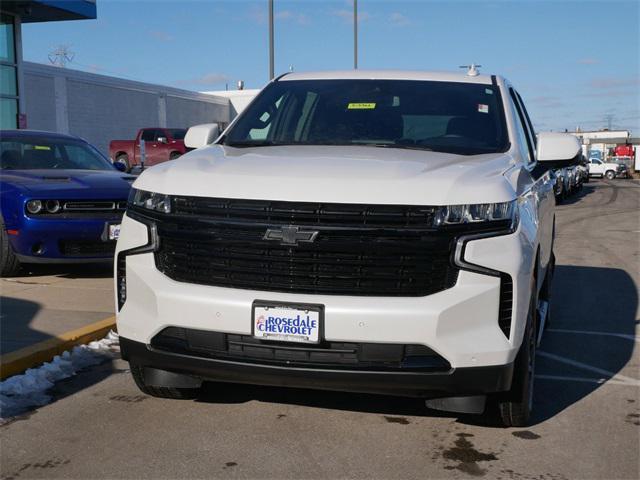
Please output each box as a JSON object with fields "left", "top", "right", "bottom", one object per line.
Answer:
{"left": 0, "top": 316, "right": 116, "bottom": 380}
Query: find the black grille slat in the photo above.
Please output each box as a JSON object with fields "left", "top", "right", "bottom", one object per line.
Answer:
{"left": 143, "top": 196, "right": 459, "bottom": 296}
{"left": 59, "top": 240, "right": 116, "bottom": 257}
{"left": 171, "top": 197, "right": 438, "bottom": 228}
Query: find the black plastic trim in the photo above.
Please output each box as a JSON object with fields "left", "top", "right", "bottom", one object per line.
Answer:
{"left": 116, "top": 213, "right": 158, "bottom": 311}
{"left": 120, "top": 337, "right": 514, "bottom": 398}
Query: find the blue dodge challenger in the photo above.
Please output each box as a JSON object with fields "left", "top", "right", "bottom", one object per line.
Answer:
{"left": 0, "top": 130, "right": 134, "bottom": 276}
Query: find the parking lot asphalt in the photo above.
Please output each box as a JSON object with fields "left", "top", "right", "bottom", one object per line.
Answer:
{"left": 1, "top": 179, "right": 638, "bottom": 480}
{"left": 0, "top": 263, "right": 114, "bottom": 354}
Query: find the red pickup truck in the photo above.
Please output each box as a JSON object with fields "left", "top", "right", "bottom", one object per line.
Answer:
{"left": 109, "top": 128, "right": 187, "bottom": 170}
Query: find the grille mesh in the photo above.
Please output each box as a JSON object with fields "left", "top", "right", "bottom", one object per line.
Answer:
{"left": 144, "top": 196, "right": 460, "bottom": 296}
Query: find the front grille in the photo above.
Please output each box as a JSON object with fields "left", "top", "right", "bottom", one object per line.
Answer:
{"left": 59, "top": 240, "right": 116, "bottom": 257}
{"left": 143, "top": 196, "right": 460, "bottom": 297}
{"left": 151, "top": 327, "right": 451, "bottom": 372}
{"left": 28, "top": 199, "right": 127, "bottom": 219}
{"left": 63, "top": 200, "right": 127, "bottom": 211}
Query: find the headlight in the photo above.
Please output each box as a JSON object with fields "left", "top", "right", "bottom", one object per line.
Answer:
{"left": 436, "top": 201, "right": 517, "bottom": 228}
{"left": 45, "top": 200, "right": 61, "bottom": 213}
{"left": 26, "top": 200, "right": 43, "bottom": 214}
{"left": 128, "top": 188, "right": 171, "bottom": 214}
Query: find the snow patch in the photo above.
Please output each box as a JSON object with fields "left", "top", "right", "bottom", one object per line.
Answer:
{"left": 0, "top": 331, "right": 120, "bottom": 423}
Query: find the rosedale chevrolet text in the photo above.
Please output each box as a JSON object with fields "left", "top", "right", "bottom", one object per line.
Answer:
{"left": 115, "top": 70, "right": 581, "bottom": 427}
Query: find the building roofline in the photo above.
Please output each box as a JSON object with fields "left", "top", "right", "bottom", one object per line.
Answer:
{"left": 23, "top": 61, "right": 229, "bottom": 106}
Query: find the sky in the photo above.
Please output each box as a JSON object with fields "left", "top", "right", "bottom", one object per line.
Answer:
{"left": 23, "top": 0, "right": 640, "bottom": 134}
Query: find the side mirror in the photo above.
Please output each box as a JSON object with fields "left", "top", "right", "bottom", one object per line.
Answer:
{"left": 113, "top": 161, "right": 127, "bottom": 172}
{"left": 536, "top": 132, "right": 581, "bottom": 168}
{"left": 157, "top": 136, "right": 168, "bottom": 144}
{"left": 184, "top": 123, "right": 220, "bottom": 149}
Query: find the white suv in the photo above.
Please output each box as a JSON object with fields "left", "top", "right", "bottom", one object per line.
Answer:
{"left": 115, "top": 70, "right": 580, "bottom": 427}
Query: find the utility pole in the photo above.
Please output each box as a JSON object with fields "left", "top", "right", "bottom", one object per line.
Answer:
{"left": 353, "top": 0, "right": 358, "bottom": 69}
{"left": 269, "top": 0, "right": 275, "bottom": 80}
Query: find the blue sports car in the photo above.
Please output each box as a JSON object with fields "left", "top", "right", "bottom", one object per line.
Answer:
{"left": 0, "top": 130, "right": 134, "bottom": 276}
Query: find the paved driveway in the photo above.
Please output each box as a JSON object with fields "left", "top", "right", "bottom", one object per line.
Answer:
{"left": 1, "top": 264, "right": 113, "bottom": 353}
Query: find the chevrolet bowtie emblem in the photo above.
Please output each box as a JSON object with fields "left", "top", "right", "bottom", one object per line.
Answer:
{"left": 263, "top": 226, "right": 319, "bottom": 246}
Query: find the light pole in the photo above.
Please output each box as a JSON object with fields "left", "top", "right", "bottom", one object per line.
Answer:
{"left": 353, "top": 0, "right": 358, "bottom": 69}
{"left": 269, "top": 0, "right": 275, "bottom": 80}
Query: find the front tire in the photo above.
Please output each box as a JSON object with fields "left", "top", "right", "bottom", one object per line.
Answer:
{"left": 169, "top": 152, "right": 181, "bottom": 161}
{"left": 130, "top": 364, "right": 201, "bottom": 399}
{"left": 495, "top": 283, "right": 537, "bottom": 427}
{"left": 605, "top": 170, "right": 616, "bottom": 180}
{"left": 0, "top": 220, "right": 21, "bottom": 277}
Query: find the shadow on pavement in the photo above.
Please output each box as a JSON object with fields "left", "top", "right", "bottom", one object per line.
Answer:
{"left": 557, "top": 183, "right": 594, "bottom": 206}
{"left": 532, "top": 264, "right": 637, "bottom": 425}
{"left": 0, "top": 297, "right": 46, "bottom": 353}
{"left": 17, "top": 262, "right": 113, "bottom": 279}
{"left": 194, "top": 264, "right": 637, "bottom": 428}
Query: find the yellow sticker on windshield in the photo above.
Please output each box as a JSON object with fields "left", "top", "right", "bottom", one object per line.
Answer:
{"left": 347, "top": 102, "right": 376, "bottom": 110}
{"left": 34, "top": 146, "right": 51, "bottom": 150}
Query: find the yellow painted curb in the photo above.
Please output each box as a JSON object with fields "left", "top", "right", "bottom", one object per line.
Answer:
{"left": 0, "top": 316, "right": 116, "bottom": 380}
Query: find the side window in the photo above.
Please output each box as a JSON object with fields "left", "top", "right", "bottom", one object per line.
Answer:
{"left": 141, "top": 129, "right": 155, "bottom": 142}
{"left": 509, "top": 89, "right": 534, "bottom": 166}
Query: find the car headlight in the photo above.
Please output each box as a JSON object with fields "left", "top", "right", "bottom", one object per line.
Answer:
{"left": 436, "top": 201, "right": 517, "bottom": 228}
{"left": 26, "top": 200, "right": 43, "bottom": 214}
{"left": 128, "top": 188, "right": 171, "bottom": 214}
{"left": 45, "top": 200, "right": 61, "bottom": 213}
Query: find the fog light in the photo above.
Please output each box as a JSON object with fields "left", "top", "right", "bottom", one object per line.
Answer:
{"left": 26, "top": 200, "right": 43, "bottom": 214}
{"left": 45, "top": 200, "right": 61, "bottom": 213}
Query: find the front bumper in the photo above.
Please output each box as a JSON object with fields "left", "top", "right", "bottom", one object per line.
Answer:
{"left": 116, "top": 212, "right": 536, "bottom": 374}
{"left": 120, "top": 336, "right": 514, "bottom": 398}
{"left": 9, "top": 217, "right": 121, "bottom": 262}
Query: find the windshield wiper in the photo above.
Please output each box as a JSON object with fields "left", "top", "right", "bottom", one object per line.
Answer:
{"left": 224, "top": 140, "right": 293, "bottom": 148}
{"left": 361, "top": 143, "right": 434, "bottom": 152}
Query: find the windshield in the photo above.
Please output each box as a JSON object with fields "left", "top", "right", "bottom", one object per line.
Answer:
{"left": 166, "top": 129, "right": 187, "bottom": 140}
{"left": 224, "top": 79, "right": 509, "bottom": 155}
{"left": 0, "top": 136, "right": 114, "bottom": 171}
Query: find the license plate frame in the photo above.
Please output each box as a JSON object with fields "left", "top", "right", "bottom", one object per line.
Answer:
{"left": 252, "top": 300, "right": 324, "bottom": 344}
{"left": 108, "top": 223, "right": 121, "bottom": 241}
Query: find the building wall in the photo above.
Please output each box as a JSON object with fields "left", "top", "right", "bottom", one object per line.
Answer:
{"left": 203, "top": 89, "right": 262, "bottom": 117}
{"left": 23, "top": 62, "right": 230, "bottom": 155}
{"left": 166, "top": 96, "right": 230, "bottom": 130}
{"left": 23, "top": 71, "right": 56, "bottom": 131}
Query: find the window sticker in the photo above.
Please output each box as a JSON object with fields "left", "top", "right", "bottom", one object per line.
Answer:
{"left": 34, "top": 145, "right": 51, "bottom": 150}
{"left": 478, "top": 104, "right": 489, "bottom": 114}
{"left": 347, "top": 102, "right": 376, "bottom": 110}
{"left": 485, "top": 88, "right": 494, "bottom": 95}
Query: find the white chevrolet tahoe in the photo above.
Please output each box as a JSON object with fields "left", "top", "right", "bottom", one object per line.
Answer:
{"left": 115, "top": 70, "right": 581, "bottom": 427}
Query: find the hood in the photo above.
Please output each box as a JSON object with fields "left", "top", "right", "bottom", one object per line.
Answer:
{"left": 1, "top": 169, "right": 135, "bottom": 198}
{"left": 133, "top": 145, "right": 518, "bottom": 205}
